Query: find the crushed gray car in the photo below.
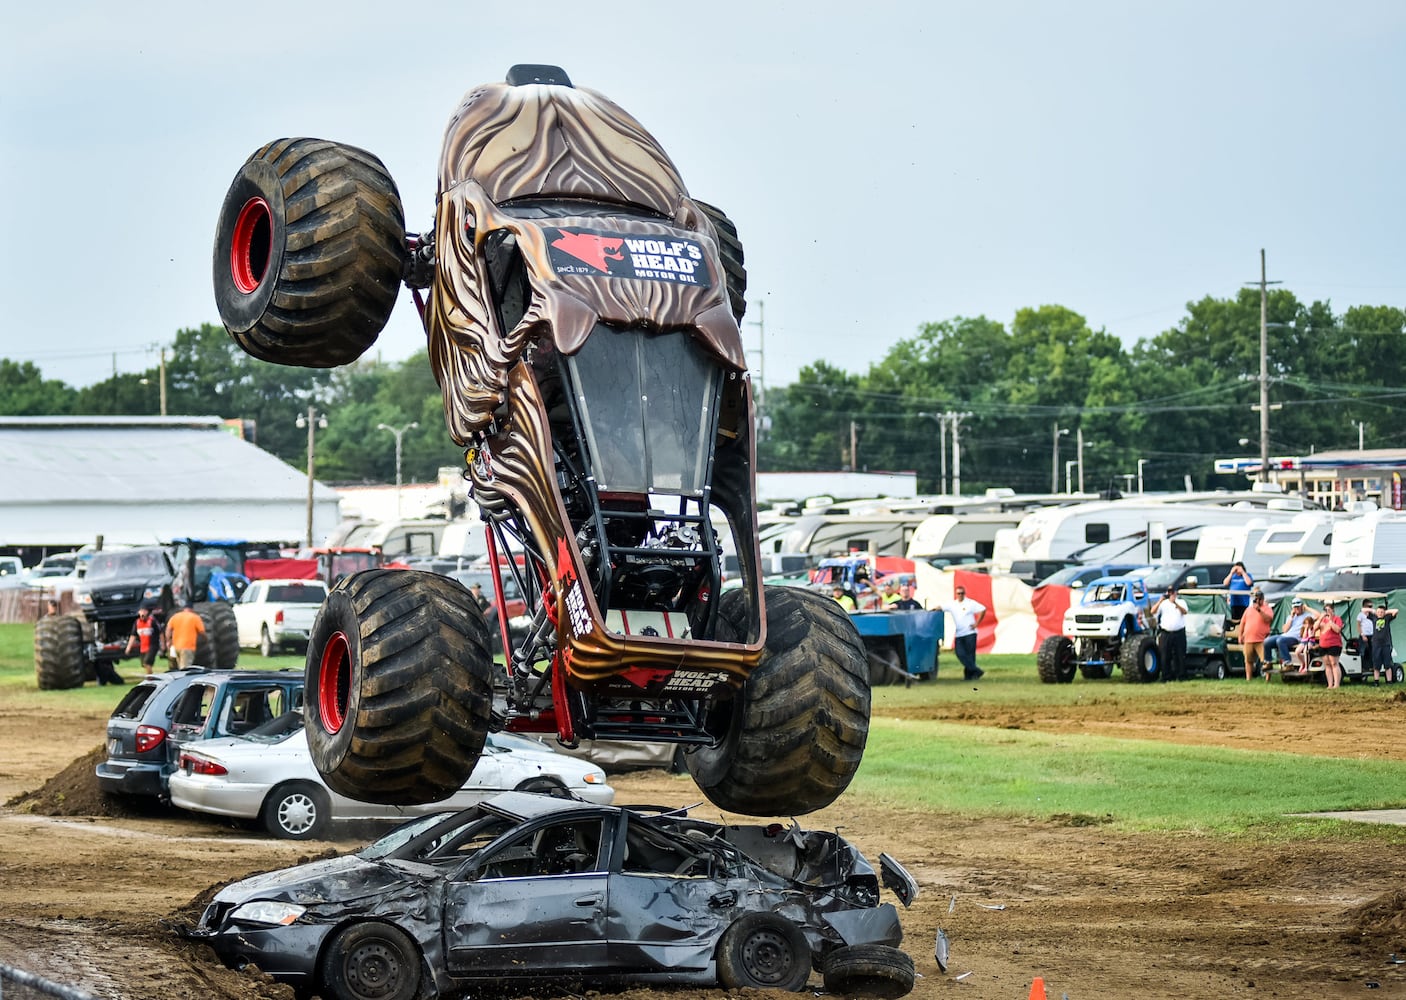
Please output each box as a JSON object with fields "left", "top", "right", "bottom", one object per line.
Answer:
{"left": 182, "top": 791, "right": 918, "bottom": 1000}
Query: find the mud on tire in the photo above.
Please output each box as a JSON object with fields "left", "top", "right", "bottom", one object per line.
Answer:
{"left": 687, "top": 585, "right": 870, "bottom": 816}
{"left": 34, "top": 615, "right": 88, "bottom": 690}
{"left": 213, "top": 138, "right": 406, "bottom": 368}
{"left": 1036, "top": 635, "right": 1076, "bottom": 684}
{"left": 305, "top": 569, "right": 493, "bottom": 805}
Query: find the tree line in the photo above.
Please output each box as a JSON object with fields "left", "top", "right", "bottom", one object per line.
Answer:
{"left": 1, "top": 288, "right": 1402, "bottom": 493}
{"left": 757, "top": 290, "right": 1406, "bottom": 494}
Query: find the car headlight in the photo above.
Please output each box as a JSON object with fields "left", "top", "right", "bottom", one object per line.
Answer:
{"left": 229, "top": 900, "right": 306, "bottom": 926}
{"left": 74, "top": 590, "right": 93, "bottom": 607}
{"left": 142, "top": 585, "right": 165, "bottom": 600}
{"left": 583, "top": 771, "right": 607, "bottom": 785}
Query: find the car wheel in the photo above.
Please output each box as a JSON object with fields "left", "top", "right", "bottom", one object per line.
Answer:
{"left": 1036, "top": 635, "right": 1077, "bottom": 684}
{"left": 318, "top": 921, "right": 421, "bottom": 1000}
{"left": 259, "top": 626, "right": 275, "bottom": 659}
{"left": 34, "top": 614, "right": 87, "bottom": 690}
{"left": 717, "top": 912, "right": 811, "bottom": 992}
{"left": 687, "top": 586, "right": 869, "bottom": 817}
{"left": 514, "top": 776, "right": 570, "bottom": 797}
{"left": 822, "top": 944, "right": 916, "bottom": 998}
{"left": 1209, "top": 657, "right": 1228, "bottom": 681}
{"left": 261, "top": 781, "right": 329, "bottom": 840}
{"left": 1119, "top": 634, "right": 1158, "bottom": 683}
{"left": 305, "top": 569, "right": 493, "bottom": 805}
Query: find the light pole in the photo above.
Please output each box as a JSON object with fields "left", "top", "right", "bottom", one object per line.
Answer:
{"left": 296, "top": 406, "right": 328, "bottom": 547}
{"left": 1244, "top": 250, "right": 1281, "bottom": 483}
{"left": 1051, "top": 424, "right": 1070, "bottom": 493}
{"left": 377, "top": 421, "right": 419, "bottom": 517}
{"left": 1137, "top": 458, "right": 1148, "bottom": 495}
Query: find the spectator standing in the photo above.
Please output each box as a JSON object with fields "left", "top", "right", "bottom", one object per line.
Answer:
{"left": 1357, "top": 599, "right": 1376, "bottom": 669}
{"left": 1223, "top": 562, "right": 1254, "bottom": 621}
{"left": 945, "top": 585, "right": 987, "bottom": 681}
{"left": 1369, "top": 601, "right": 1400, "bottom": 684}
{"left": 1239, "top": 589, "right": 1274, "bottom": 680}
{"left": 892, "top": 581, "right": 923, "bottom": 610}
{"left": 124, "top": 607, "right": 164, "bottom": 676}
{"left": 1152, "top": 586, "right": 1189, "bottom": 681}
{"left": 165, "top": 603, "right": 206, "bottom": 669}
{"left": 1267, "top": 597, "right": 1312, "bottom": 673}
{"left": 1315, "top": 600, "right": 1345, "bottom": 688}
{"left": 468, "top": 582, "right": 491, "bottom": 613}
{"left": 831, "top": 586, "right": 856, "bottom": 612}
{"left": 879, "top": 579, "right": 901, "bottom": 607}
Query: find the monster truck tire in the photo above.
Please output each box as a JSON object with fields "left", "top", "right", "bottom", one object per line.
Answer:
{"left": 213, "top": 138, "right": 406, "bottom": 368}
{"left": 34, "top": 615, "right": 87, "bottom": 690}
{"left": 193, "top": 602, "right": 240, "bottom": 670}
{"left": 1036, "top": 635, "right": 1077, "bottom": 684}
{"left": 716, "top": 912, "right": 811, "bottom": 992}
{"left": 823, "top": 944, "right": 916, "bottom": 999}
{"left": 305, "top": 569, "right": 493, "bottom": 805}
{"left": 695, "top": 200, "right": 747, "bottom": 322}
{"left": 687, "top": 585, "right": 870, "bottom": 816}
{"left": 1119, "top": 634, "right": 1159, "bottom": 683}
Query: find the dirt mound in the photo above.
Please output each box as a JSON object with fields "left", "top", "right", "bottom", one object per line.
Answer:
{"left": 5, "top": 745, "right": 163, "bottom": 818}
{"left": 1345, "top": 888, "right": 1406, "bottom": 954}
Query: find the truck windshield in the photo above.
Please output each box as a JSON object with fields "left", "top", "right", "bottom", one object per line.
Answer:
{"left": 566, "top": 326, "right": 721, "bottom": 496}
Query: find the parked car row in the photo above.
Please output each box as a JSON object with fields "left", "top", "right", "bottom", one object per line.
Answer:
{"left": 97, "top": 669, "right": 614, "bottom": 838}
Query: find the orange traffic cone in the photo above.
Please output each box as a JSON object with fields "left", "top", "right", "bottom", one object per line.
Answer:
{"left": 1028, "top": 977, "right": 1047, "bottom": 1000}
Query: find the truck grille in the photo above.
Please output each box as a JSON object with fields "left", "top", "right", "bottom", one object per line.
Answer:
{"left": 1074, "top": 614, "right": 1105, "bottom": 625}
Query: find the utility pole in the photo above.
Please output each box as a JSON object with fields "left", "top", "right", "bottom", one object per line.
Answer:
{"left": 1355, "top": 420, "right": 1366, "bottom": 451}
{"left": 939, "top": 416, "right": 948, "bottom": 495}
{"left": 377, "top": 421, "right": 419, "bottom": 517}
{"left": 159, "top": 347, "right": 167, "bottom": 417}
{"left": 1244, "top": 249, "right": 1281, "bottom": 482}
{"left": 1076, "top": 427, "right": 1084, "bottom": 494}
{"left": 948, "top": 411, "right": 972, "bottom": 496}
{"left": 746, "top": 299, "right": 766, "bottom": 415}
{"left": 297, "top": 406, "right": 328, "bottom": 547}
{"left": 849, "top": 420, "right": 859, "bottom": 472}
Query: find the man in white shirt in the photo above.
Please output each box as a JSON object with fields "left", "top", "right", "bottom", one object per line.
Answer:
{"left": 1151, "top": 586, "right": 1189, "bottom": 681}
{"left": 946, "top": 585, "right": 987, "bottom": 681}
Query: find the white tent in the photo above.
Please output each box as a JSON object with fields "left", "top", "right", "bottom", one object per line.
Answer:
{"left": 0, "top": 416, "right": 340, "bottom": 551}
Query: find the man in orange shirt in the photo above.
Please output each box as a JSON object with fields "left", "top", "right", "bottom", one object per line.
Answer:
{"left": 164, "top": 603, "right": 206, "bottom": 669}
{"left": 1238, "top": 588, "right": 1274, "bottom": 680}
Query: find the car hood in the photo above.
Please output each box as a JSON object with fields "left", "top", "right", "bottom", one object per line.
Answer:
{"left": 214, "top": 854, "right": 434, "bottom": 909}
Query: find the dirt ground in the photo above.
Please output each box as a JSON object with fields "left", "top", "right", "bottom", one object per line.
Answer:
{"left": 2, "top": 690, "right": 1405, "bottom": 1000}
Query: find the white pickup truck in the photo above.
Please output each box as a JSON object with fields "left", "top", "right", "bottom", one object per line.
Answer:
{"left": 232, "top": 579, "right": 329, "bottom": 657}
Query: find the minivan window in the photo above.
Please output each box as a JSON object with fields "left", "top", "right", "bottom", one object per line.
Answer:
{"left": 112, "top": 684, "right": 158, "bottom": 719}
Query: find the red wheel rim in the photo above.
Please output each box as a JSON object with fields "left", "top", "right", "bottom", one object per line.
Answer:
{"left": 230, "top": 196, "right": 272, "bottom": 293}
{"left": 318, "top": 631, "right": 352, "bottom": 734}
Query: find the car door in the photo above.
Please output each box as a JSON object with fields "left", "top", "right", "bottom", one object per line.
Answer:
{"left": 442, "top": 817, "right": 608, "bottom": 974}
{"left": 604, "top": 814, "right": 726, "bottom": 973}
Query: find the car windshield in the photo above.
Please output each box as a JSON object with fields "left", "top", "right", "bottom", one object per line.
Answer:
{"left": 565, "top": 326, "right": 722, "bottom": 495}
{"left": 359, "top": 811, "right": 469, "bottom": 861}
{"left": 85, "top": 549, "right": 168, "bottom": 581}
{"left": 1086, "top": 583, "right": 1127, "bottom": 603}
{"left": 1135, "top": 565, "right": 1187, "bottom": 590}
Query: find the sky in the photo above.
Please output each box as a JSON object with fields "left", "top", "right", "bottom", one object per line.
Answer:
{"left": 3, "top": 1, "right": 1403, "bottom": 396}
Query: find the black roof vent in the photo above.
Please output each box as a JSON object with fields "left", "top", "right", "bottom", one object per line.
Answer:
{"left": 506, "top": 64, "right": 573, "bottom": 87}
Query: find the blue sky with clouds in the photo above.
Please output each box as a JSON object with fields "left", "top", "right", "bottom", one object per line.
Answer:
{"left": 3, "top": 1, "right": 1402, "bottom": 393}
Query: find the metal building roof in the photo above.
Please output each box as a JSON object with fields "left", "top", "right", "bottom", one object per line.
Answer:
{"left": 0, "top": 416, "right": 341, "bottom": 546}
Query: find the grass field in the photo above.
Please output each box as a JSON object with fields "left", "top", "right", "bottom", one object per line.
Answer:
{"left": 5, "top": 624, "right": 1404, "bottom": 841}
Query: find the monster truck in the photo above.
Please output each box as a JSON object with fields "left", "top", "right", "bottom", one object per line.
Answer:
{"left": 1037, "top": 574, "right": 1160, "bottom": 683}
{"left": 807, "top": 556, "right": 944, "bottom": 684}
{"left": 34, "top": 545, "right": 175, "bottom": 690}
{"left": 211, "top": 64, "right": 870, "bottom": 816}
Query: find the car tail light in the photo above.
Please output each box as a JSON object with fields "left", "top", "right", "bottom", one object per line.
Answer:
{"left": 178, "top": 753, "right": 228, "bottom": 776}
{"left": 275, "top": 609, "right": 285, "bottom": 625}
{"left": 135, "top": 725, "right": 167, "bottom": 753}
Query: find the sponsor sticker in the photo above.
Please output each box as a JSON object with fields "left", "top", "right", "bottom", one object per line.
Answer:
{"left": 547, "top": 227, "right": 711, "bottom": 288}
{"left": 565, "top": 579, "right": 592, "bottom": 638}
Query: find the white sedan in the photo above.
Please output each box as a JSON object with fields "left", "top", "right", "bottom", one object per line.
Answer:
{"left": 170, "top": 717, "right": 614, "bottom": 839}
